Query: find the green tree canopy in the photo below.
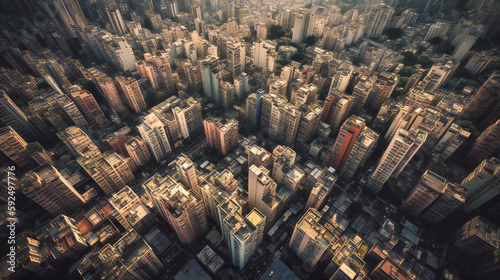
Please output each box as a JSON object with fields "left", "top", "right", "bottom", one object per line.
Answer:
{"left": 143, "top": 16, "right": 155, "bottom": 32}
{"left": 268, "top": 25, "right": 286, "bottom": 40}
{"left": 456, "top": 120, "right": 481, "bottom": 138}
{"left": 428, "top": 36, "right": 442, "bottom": 45}
{"left": 26, "top": 142, "right": 43, "bottom": 155}
{"left": 305, "top": 35, "right": 317, "bottom": 46}
{"left": 384, "top": 28, "right": 404, "bottom": 40}
{"left": 399, "top": 66, "right": 417, "bottom": 77}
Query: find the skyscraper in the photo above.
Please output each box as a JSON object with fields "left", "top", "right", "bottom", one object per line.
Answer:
{"left": 452, "top": 216, "right": 499, "bottom": 258}
{"left": 292, "top": 10, "right": 314, "bottom": 43}
{"left": 57, "top": 126, "right": 101, "bottom": 158}
{"left": 105, "top": 2, "right": 127, "bottom": 35}
{"left": 329, "top": 115, "right": 365, "bottom": 171}
{"left": 226, "top": 41, "right": 245, "bottom": 79}
{"left": 224, "top": 208, "right": 265, "bottom": 269}
{"left": 248, "top": 165, "right": 281, "bottom": 227}
{"left": 260, "top": 93, "right": 287, "bottom": 139}
{"left": 88, "top": 68, "right": 128, "bottom": 118}
{"left": 0, "top": 90, "right": 42, "bottom": 142}
{"left": 204, "top": 117, "right": 239, "bottom": 155}
{"left": 115, "top": 76, "right": 147, "bottom": 113}
{"left": 176, "top": 153, "right": 200, "bottom": 194}
{"left": 364, "top": 3, "right": 394, "bottom": 38}
{"left": 172, "top": 98, "right": 203, "bottom": 139}
{"left": 461, "top": 158, "right": 500, "bottom": 213}
{"left": 366, "top": 128, "right": 426, "bottom": 194}
{"left": 289, "top": 208, "right": 337, "bottom": 269}
{"left": 340, "top": 126, "right": 379, "bottom": 180}
{"left": 77, "top": 152, "right": 134, "bottom": 196}
{"left": 109, "top": 186, "right": 154, "bottom": 235}
{"left": 246, "top": 144, "right": 272, "bottom": 169}
{"left": 400, "top": 170, "right": 448, "bottom": 217}
{"left": 460, "top": 73, "right": 500, "bottom": 122}
{"left": 68, "top": 85, "right": 108, "bottom": 128}
{"left": 253, "top": 40, "right": 277, "bottom": 72}
{"left": 296, "top": 106, "right": 322, "bottom": 145}
{"left": 220, "top": 81, "right": 235, "bottom": 109}
{"left": 144, "top": 174, "right": 208, "bottom": 244}
{"left": 465, "top": 120, "right": 500, "bottom": 167}
{"left": 0, "top": 126, "right": 36, "bottom": 170}
{"left": 277, "top": 103, "right": 302, "bottom": 147}
{"left": 125, "top": 137, "right": 153, "bottom": 167}
{"left": 421, "top": 182, "right": 466, "bottom": 223}
{"left": 21, "top": 165, "right": 85, "bottom": 215}
{"left": 200, "top": 56, "right": 221, "bottom": 104}
{"left": 246, "top": 90, "right": 264, "bottom": 128}
{"left": 138, "top": 113, "right": 172, "bottom": 162}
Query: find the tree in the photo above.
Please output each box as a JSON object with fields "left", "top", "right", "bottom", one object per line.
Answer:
{"left": 134, "top": 50, "right": 144, "bottom": 60}
{"left": 291, "top": 52, "right": 304, "bottom": 62}
{"left": 399, "top": 66, "right": 417, "bottom": 77}
{"left": 25, "top": 142, "right": 43, "bottom": 156}
{"left": 304, "top": 3, "right": 312, "bottom": 9}
{"left": 305, "top": 35, "right": 317, "bottom": 46}
{"left": 456, "top": 120, "right": 480, "bottom": 138}
{"left": 383, "top": 28, "right": 404, "bottom": 40}
{"left": 276, "top": 58, "right": 291, "bottom": 66}
{"left": 143, "top": 16, "right": 155, "bottom": 32}
{"left": 428, "top": 36, "right": 442, "bottom": 45}
{"left": 268, "top": 25, "right": 286, "bottom": 40}
{"left": 397, "top": 77, "right": 409, "bottom": 88}
{"left": 402, "top": 51, "right": 419, "bottom": 66}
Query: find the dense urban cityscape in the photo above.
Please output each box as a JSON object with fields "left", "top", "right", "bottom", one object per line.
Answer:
{"left": 0, "top": 0, "right": 499, "bottom": 279}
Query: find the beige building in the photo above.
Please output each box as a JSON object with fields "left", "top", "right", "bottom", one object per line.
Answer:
{"left": 144, "top": 174, "right": 208, "bottom": 244}
{"left": 21, "top": 165, "right": 85, "bottom": 215}
{"left": 125, "top": 137, "right": 152, "bottom": 166}
{"left": 0, "top": 126, "right": 35, "bottom": 170}
{"left": 204, "top": 117, "right": 239, "bottom": 155}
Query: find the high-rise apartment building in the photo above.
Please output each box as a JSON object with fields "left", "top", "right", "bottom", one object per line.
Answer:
{"left": 461, "top": 158, "right": 500, "bottom": 213}
{"left": 57, "top": 126, "right": 101, "bottom": 158}
{"left": 326, "top": 92, "right": 354, "bottom": 132}
{"left": 421, "top": 182, "right": 466, "bottom": 223}
{"left": 453, "top": 216, "right": 499, "bottom": 258}
{"left": 0, "top": 90, "right": 42, "bottom": 141}
{"left": 289, "top": 208, "right": 337, "bottom": 269}
{"left": 246, "top": 144, "right": 272, "bottom": 169}
{"left": 204, "top": 117, "right": 239, "bottom": 155}
{"left": 40, "top": 0, "right": 87, "bottom": 37}
{"left": 465, "top": 120, "right": 500, "bottom": 167}
{"left": 367, "top": 72, "right": 398, "bottom": 113}
{"left": 125, "top": 137, "right": 153, "bottom": 167}
{"left": 176, "top": 153, "right": 200, "bottom": 194}
{"left": 296, "top": 106, "right": 322, "bottom": 145}
{"left": 226, "top": 41, "right": 245, "bottom": 79}
{"left": 115, "top": 76, "right": 147, "bottom": 113}
{"left": 105, "top": 2, "right": 127, "bottom": 35}
{"left": 68, "top": 85, "right": 108, "bottom": 128}
{"left": 400, "top": 170, "right": 448, "bottom": 217}
{"left": 144, "top": 174, "right": 208, "bottom": 244}
{"left": 0, "top": 127, "right": 36, "bottom": 170}
{"left": 21, "top": 165, "right": 85, "bottom": 215}
{"left": 253, "top": 40, "right": 277, "bottom": 72}
{"left": 246, "top": 90, "right": 264, "bottom": 128}
{"left": 351, "top": 78, "right": 373, "bottom": 114}
{"left": 433, "top": 123, "right": 470, "bottom": 160}
{"left": 461, "top": 73, "right": 500, "bottom": 122}
{"left": 109, "top": 186, "right": 154, "bottom": 235}
{"left": 277, "top": 103, "right": 302, "bottom": 147}
{"left": 329, "top": 115, "right": 365, "bottom": 171}
{"left": 260, "top": 93, "right": 287, "bottom": 139}
{"left": 465, "top": 51, "right": 494, "bottom": 75}
{"left": 364, "top": 3, "right": 394, "bottom": 38}
{"left": 173, "top": 97, "right": 203, "bottom": 139}
{"left": 306, "top": 167, "right": 337, "bottom": 210}
{"left": 200, "top": 56, "right": 221, "bottom": 104}
{"left": 366, "top": 128, "right": 426, "bottom": 193}
{"left": 78, "top": 152, "right": 134, "bottom": 196}
{"left": 220, "top": 81, "right": 235, "bottom": 109}
{"left": 248, "top": 165, "right": 281, "bottom": 227}
{"left": 340, "top": 126, "right": 379, "bottom": 180}
{"left": 292, "top": 10, "right": 314, "bottom": 43}
{"left": 88, "top": 68, "right": 127, "bottom": 118}
{"left": 224, "top": 208, "right": 265, "bottom": 269}
{"left": 138, "top": 113, "right": 172, "bottom": 162}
